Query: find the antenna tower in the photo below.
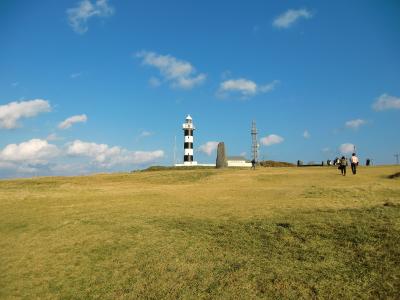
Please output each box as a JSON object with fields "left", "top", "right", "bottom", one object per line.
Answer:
{"left": 251, "top": 120, "right": 258, "bottom": 162}
{"left": 173, "top": 135, "right": 177, "bottom": 164}
{"left": 395, "top": 153, "right": 399, "bottom": 165}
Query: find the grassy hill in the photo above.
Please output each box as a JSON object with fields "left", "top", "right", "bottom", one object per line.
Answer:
{"left": 1, "top": 166, "right": 399, "bottom": 299}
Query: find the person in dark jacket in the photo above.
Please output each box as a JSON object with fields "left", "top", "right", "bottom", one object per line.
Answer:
{"left": 339, "top": 156, "right": 348, "bottom": 176}
{"left": 251, "top": 159, "right": 256, "bottom": 170}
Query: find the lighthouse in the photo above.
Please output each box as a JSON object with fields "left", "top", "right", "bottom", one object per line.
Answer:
{"left": 182, "top": 114, "right": 197, "bottom": 165}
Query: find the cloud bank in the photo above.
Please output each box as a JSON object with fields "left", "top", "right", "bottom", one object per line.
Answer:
{"left": 0, "top": 99, "right": 51, "bottom": 129}
{"left": 0, "top": 138, "right": 164, "bottom": 177}
{"left": 67, "top": 140, "right": 164, "bottom": 168}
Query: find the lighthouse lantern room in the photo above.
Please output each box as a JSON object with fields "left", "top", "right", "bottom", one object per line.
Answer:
{"left": 182, "top": 114, "right": 197, "bottom": 165}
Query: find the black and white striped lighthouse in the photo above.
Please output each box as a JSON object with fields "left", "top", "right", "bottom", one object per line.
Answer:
{"left": 182, "top": 114, "right": 196, "bottom": 165}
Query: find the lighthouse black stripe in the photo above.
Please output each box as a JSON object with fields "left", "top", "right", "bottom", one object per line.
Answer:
{"left": 184, "top": 155, "right": 193, "bottom": 162}
{"left": 184, "top": 129, "right": 193, "bottom": 136}
{"left": 184, "top": 142, "right": 193, "bottom": 149}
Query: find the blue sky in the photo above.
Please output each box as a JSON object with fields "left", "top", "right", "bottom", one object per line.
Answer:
{"left": 0, "top": 0, "right": 399, "bottom": 177}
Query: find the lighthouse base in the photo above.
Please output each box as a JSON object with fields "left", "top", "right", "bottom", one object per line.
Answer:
{"left": 174, "top": 162, "right": 216, "bottom": 167}
{"left": 174, "top": 161, "right": 198, "bottom": 167}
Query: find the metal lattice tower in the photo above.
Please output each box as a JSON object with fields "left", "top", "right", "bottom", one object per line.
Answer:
{"left": 251, "top": 120, "right": 258, "bottom": 162}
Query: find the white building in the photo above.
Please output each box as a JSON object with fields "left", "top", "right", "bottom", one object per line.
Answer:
{"left": 227, "top": 156, "right": 252, "bottom": 167}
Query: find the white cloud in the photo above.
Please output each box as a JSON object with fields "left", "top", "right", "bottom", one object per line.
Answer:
{"left": 345, "top": 119, "right": 366, "bottom": 129}
{"left": 58, "top": 114, "right": 87, "bottom": 129}
{"left": 339, "top": 143, "right": 355, "bottom": 154}
{"left": 260, "top": 134, "right": 284, "bottom": 146}
{"left": 273, "top": 9, "right": 313, "bottom": 29}
{"left": 136, "top": 51, "right": 206, "bottom": 89}
{"left": 198, "top": 141, "right": 219, "bottom": 156}
{"left": 0, "top": 138, "right": 60, "bottom": 177}
{"left": 221, "top": 79, "right": 256, "bottom": 95}
{"left": 0, "top": 99, "right": 51, "bottom": 129}
{"left": 67, "top": 140, "right": 164, "bottom": 167}
{"left": 0, "top": 139, "right": 59, "bottom": 165}
{"left": 372, "top": 93, "right": 400, "bottom": 111}
{"left": 67, "top": 0, "right": 114, "bottom": 34}
{"left": 218, "top": 78, "right": 279, "bottom": 98}
{"left": 0, "top": 138, "right": 164, "bottom": 177}
{"left": 303, "top": 130, "right": 311, "bottom": 139}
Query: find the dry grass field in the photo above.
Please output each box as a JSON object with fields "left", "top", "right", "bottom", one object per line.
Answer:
{"left": 1, "top": 166, "right": 399, "bottom": 299}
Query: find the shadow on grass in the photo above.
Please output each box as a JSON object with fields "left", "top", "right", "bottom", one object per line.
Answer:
{"left": 387, "top": 172, "right": 400, "bottom": 179}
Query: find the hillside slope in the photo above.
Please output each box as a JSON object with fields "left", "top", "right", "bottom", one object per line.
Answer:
{"left": 1, "top": 166, "right": 399, "bottom": 298}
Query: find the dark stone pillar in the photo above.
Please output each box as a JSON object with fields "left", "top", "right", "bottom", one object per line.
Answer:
{"left": 216, "top": 142, "right": 227, "bottom": 168}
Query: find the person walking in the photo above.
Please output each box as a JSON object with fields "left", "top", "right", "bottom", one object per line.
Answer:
{"left": 351, "top": 153, "right": 359, "bottom": 175}
{"left": 339, "top": 156, "right": 347, "bottom": 176}
{"left": 251, "top": 159, "right": 256, "bottom": 170}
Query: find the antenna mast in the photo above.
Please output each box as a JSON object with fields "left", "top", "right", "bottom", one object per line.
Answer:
{"left": 251, "top": 120, "right": 258, "bottom": 162}
{"left": 395, "top": 153, "right": 399, "bottom": 165}
{"left": 173, "top": 135, "right": 177, "bottom": 165}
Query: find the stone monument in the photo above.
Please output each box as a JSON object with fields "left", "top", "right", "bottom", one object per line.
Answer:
{"left": 216, "top": 142, "right": 227, "bottom": 169}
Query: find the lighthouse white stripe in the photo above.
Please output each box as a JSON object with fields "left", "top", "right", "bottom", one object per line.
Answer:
{"left": 184, "top": 149, "right": 193, "bottom": 155}
{"left": 185, "top": 136, "right": 193, "bottom": 143}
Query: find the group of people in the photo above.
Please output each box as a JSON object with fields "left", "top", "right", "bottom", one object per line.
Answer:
{"left": 251, "top": 154, "right": 361, "bottom": 175}
{"left": 337, "top": 153, "right": 359, "bottom": 176}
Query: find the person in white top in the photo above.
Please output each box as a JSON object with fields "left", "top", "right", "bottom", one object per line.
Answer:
{"left": 351, "top": 153, "right": 359, "bottom": 175}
